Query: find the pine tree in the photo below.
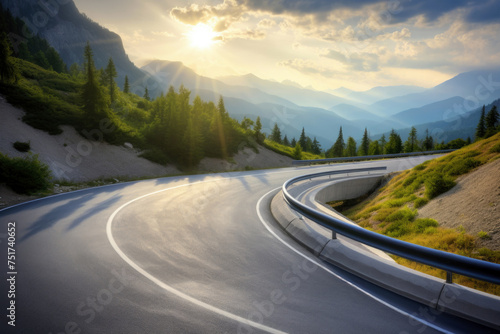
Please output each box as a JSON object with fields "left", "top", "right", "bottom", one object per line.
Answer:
{"left": 291, "top": 137, "right": 297, "bottom": 147}
{"left": 386, "top": 129, "right": 403, "bottom": 154}
{"left": 422, "top": 129, "right": 434, "bottom": 151}
{"left": 485, "top": 105, "right": 499, "bottom": 137}
{"left": 283, "top": 135, "right": 290, "bottom": 147}
{"left": 123, "top": 75, "right": 130, "bottom": 94}
{"left": 33, "top": 50, "right": 50, "bottom": 69}
{"left": 379, "top": 134, "right": 387, "bottom": 154}
{"left": 181, "top": 115, "right": 204, "bottom": 168}
{"left": 104, "top": 57, "right": 118, "bottom": 103}
{"left": 404, "top": 126, "right": 418, "bottom": 153}
{"left": 328, "top": 126, "right": 345, "bottom": 157}
{"left": 293, "top": 142, "right": 303, "bottom": 160}
{"left": 358, "top": 128, "right": 370, "bottom": 156}
{"left": 368, "top": 140, "right": 381, "bottom": 155}
{"left": 475, "top": 105, "right": 486, "bottom": 140}
{"left": 69, "top": 63, "right": 81, "bottom": 79}
{"left": 46, "top": 47, "right": 65, "bottom": 73}
{"left": 345, "top": 137, "right": 357, "bottom": 157}
{"left": 0, "top": 33, "right": 17, "bottom": 83}
{"left": 270, "top": 123, "right": 282, "bottom": 143}
{"left": 311, "top": 137, "right": 321, "bottom": 155}
{"left": 299, "top": 128, "right": 307, "bottom": 151}
{"left": 81, "top": 42, "right": 108, "bottom": 128}
{"left": 143, "top": 86, "right": 150, "bottom": 101}
{"left": 218, "top": 96, "right": 228, "bottom": 119}
{"left": 254, "top": 116, "right": 264, "bottom": 144}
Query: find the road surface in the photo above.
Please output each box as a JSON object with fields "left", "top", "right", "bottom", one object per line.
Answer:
{"left": 0, "top": 157, "right": 494, "bottom": 333}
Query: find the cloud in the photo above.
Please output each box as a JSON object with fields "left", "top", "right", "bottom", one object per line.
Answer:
{"left": 257, "top": 18, "right": 277, "bottom": 28}
{"left": 151, "top": 31, "right": 175, "bottom": 38}
{"left": 227, "top": 29, "right": 266, "bottom": 40}
{"left": 278, "top": 58, "right": 336, "bottom": 77}
{"left": 322, "top": 49, "right": 380, "bottom": 71}
{"left": 376, "top": 27, "right": 411, "bottom": 41}
{"left": 465, "top": 0, "right": 500, "bottom": 24}
{"left": 170, "top": 0, "right": 245, "bottom": 30}
{"left": 170, "top": 0, "right": 500, "bottom": 29}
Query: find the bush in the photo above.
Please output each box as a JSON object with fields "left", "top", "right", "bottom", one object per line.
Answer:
{"left": 385, "top": 206, "right": 417, "bottom": 222}
{"left": 385, "top": 220, "right": 412, "bottom": 237}
{"left": 414, "top": 197, "right": 429, "bottom": 208}
{"left": 424, "top": 173, "right": 455, "bottom": 199}
{"left": 444, "top": 158, "right": 481, "bottom": 176}
{"left": 414, "top": 218, "right": 439, "bottom": 233}
{"left": 13, "top": 141, "right": 31, "bottom": 152}
{"left": 0, "top": 153, "right": 52, "bottom": 194}
{"left": 477, "top": 231, "right": 492, "bottom": 240}
{"left": 139, "top": 148, "right": 170, "bottom": 165}
{"left": 489, "top": 143, "right": 500, "bottom": 153}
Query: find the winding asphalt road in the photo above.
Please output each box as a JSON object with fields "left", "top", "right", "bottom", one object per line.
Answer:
{"left": 0, "top": 157, "right": 495, "bottom": 333}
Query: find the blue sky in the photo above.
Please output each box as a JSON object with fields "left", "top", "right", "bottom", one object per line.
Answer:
{"left": 73, "top": 0, "right": 500, "bottom": 91}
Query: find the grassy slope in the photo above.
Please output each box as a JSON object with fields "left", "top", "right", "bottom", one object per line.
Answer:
{"left": 342, "top": 133, "right": 500, "bottom": 294}
{"left": 2, "top": 59, "right": 146, "bottom": 145}
{"left": 263, "top": 139, "right": 324, "bottom": 160}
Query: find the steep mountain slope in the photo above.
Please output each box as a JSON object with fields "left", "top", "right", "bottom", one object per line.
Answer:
{"left": 2, "top": 0, "right": 158, "bottom": 95}
{"left": 141, "top": 60, "right": 297, "bottom": 107}
{"left": 371, "top": 69, "right": 500, "bottom": 116}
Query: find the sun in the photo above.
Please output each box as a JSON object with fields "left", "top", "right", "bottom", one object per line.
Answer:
{"left": 187, "top": 24, "right": 218, "bottom": 49}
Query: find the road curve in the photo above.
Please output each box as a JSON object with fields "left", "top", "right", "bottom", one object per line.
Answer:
{"left": 0, "top": 157, "right": 495, "bottom": 333}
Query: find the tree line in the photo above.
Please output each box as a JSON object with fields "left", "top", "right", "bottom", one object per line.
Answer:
{"left": 475, "top": 104, "right": 500, "bottom": 140}
{"left": 266, "top": 105, "right": 499, "bottom": 160}
{"left": 1, "top": 12, "right": 260, "bottom": 170}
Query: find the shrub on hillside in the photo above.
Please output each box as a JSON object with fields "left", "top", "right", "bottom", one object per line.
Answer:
{"left": 424, "top": 172, "right": 455, "bottom": 199}
{"left": 489, "top": 143, "right": 500, "bottom": 153}
{"left": 443, "top": 157, "right": 481, "bottom": 176}
{"left": 0, "top": 153, "right": 52, "bottom": 194}
{"left": 13, "top": 141, "right": 30, "bottom": 152}
{"left": 139, "top": 148, "right": 170, "bottom": 165}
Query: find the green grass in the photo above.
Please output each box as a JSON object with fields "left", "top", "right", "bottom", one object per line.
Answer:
{"left": 337, "top": 133, "right": 500, "bottom": 295}
{"left": 263, "top": 139, "right": 323, "bottom": 160}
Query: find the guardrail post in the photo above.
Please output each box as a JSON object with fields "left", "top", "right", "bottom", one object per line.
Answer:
{"left": 446, "top": 272, "right": 453, "bottom": 284}
{"left": 332, "top": 231, "right": 337, "bottom": 239}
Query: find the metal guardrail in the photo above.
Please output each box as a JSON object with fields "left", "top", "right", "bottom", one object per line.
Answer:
{"left": 282, "top": 167, "right": 500, "bottom": 285}
{"left": 292, "top": 149, "right": 456, "bottom": 165}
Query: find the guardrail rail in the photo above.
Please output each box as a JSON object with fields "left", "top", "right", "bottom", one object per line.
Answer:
{"left": 282, "top": 167, "right": 500, "bottom": 285}
{"left": 292, "top": 149, "right": 456, "bottom": 166}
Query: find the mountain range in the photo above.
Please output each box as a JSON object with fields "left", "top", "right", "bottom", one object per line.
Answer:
{"left": 3, "top": 0, "right": 500, "bottom": 148}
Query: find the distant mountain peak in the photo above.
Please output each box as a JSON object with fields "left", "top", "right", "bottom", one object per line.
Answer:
{"left": 282, "top": 79, "right": 303, "bottom": 88}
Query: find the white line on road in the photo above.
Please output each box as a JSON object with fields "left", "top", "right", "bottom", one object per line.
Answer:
{"left": 256, "top": 188, "right": 453, "bottom": 334}
{"left": 106, "top": 179, "right": 287, "bottom": 334}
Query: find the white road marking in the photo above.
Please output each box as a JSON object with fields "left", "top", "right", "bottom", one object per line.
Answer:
{"left": 106, "top": 179, "right": 287, "bottom": 334}
{"left": 256, "top": 188, "right": 453, "bottom": 334}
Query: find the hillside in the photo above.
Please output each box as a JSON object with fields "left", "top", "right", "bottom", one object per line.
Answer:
{"left": 418, "top": 158, "right": 500, "bottom": 251}
{"left": 1, "top": 0, "right": 160, "bottom": 96}
{"left": 0, "top": 96, "right": 295, "bottom": 208}
{"left": 340, "top": 133, "right": 500, "bottom": 294}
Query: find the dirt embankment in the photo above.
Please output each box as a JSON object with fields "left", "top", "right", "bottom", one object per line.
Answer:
{"left": 418, "top": 158, "right": 500, "bottom": 250}
{"left": 0, "top": 97, "right": 293, "bottom": 209}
